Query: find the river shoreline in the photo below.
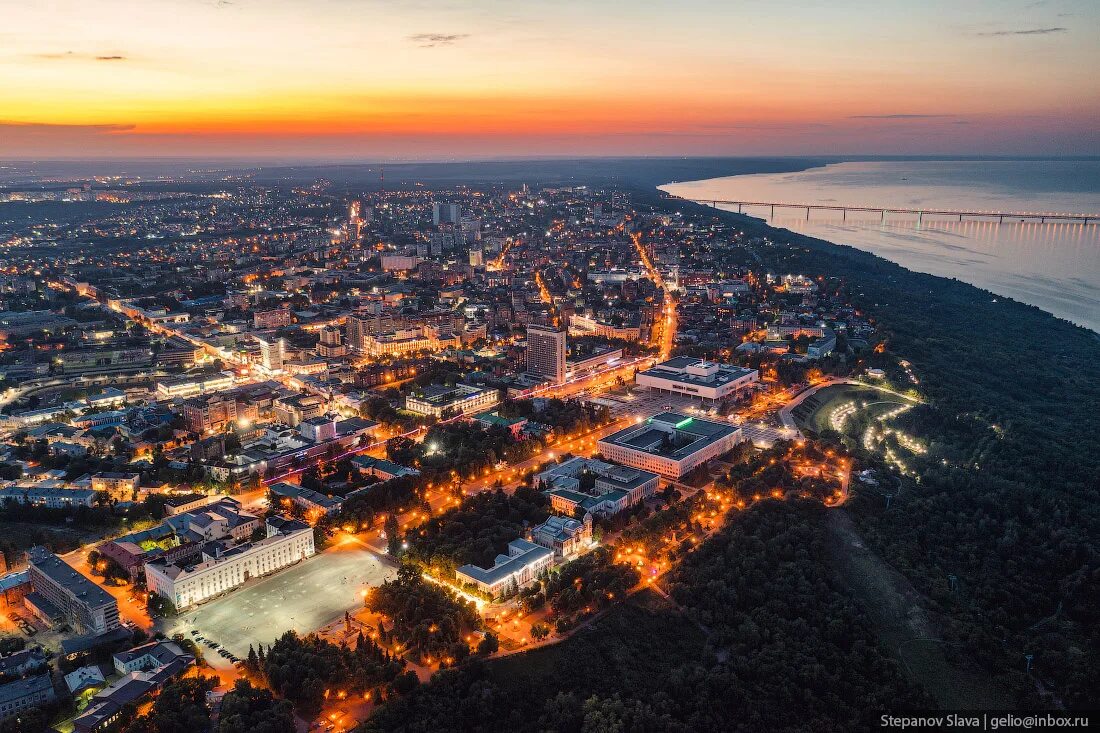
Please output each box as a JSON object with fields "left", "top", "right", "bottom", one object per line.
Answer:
{"left": 658, "top": 160, "right": 1100, "bottom": 333}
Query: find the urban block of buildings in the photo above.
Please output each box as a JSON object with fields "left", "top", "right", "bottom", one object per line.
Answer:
{"left": 636, "top": 357, "right": 759, "bottom": 402}
{"left": 144, "top": 515, "right": 315, "bottom": 610}
{"left": 537, "top": 457, "right": 659, "bottom": 516}
{"left": 597, "top": 412, "right": 743, "bottom": 479}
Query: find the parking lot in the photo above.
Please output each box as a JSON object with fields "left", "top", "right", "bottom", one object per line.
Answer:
{"left": 165, "top": 538, "right": 394, "bottom": 664}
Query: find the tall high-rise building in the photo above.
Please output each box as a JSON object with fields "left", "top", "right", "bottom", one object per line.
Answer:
{"left": 258, "top": 336, "right": 285, "bottom": 373}
{"left": 526, "top": 324, "right": 566, "bottom": 385}
{"left": 347, "top": 200, "right": 362, "bottom": 243}
{"left": 346, "top": 314, "right": 369, "bottom": 352}
{"left": 432, "top": 202, "right": 461, "bottom": 225}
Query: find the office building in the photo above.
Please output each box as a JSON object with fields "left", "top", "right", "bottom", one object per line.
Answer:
{"left": 636, "top": 357, "right": 759, "bottom": 402}
{"left": 405, "top": 383, "right": 498, "bottom": 418}
{"left": 154, "top": 372, "right": 234, "bottom": 400}
{"left": 526, "top": 323, "right": 566, "bottom": 385}
{"left": 432, "top": 201, "right": 461, "bottom": 225}
{"left": 537, "top": 457, "right": 659, "bottom": 516}
{"left": 26, "top": 547, "right": 120, "bottom": 635}
{"left": 144, "top": 516, "right": 314, "bottom": 610}
{"left": 597, "top": 412, "right": 743, "bottom": 479}
{"left": 455, "top": 538, "right": 553, "bottom": 599}
{"left": 317, "top": 325, "right": 345, "bottom": 358}
{"left": 258, "top": 336, "right": 285, "bottom": 373}
{"left": 347, "top": 200, "right": 363, "bottom": 242}
{"left": 181, "top": 393, "right": 239, "bottom": 433}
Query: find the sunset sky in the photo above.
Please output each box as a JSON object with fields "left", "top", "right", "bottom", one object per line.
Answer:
{"left": 2, "top": 0, "right": 1098, "bottom": 159}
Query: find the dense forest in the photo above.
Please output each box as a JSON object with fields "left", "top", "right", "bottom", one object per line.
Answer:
{"left": 403, "top": 486, "right": 550, "bottom": 577}
{"left": 245, "top": 629, "right": 407, "bottom": 717}
{"left": 367, "top": 564, "right": 483, "bottom": 664}
{"left": 663, "top": 191, "right": 1100, "bottom": 708}
{"left": 360, "top": 501, "right": 927, "bottom": 732}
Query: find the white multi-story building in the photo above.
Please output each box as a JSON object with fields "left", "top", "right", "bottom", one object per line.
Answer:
{"left": 597, "top": 412, "right": 743, "bottom": 479}
{"left": 405, "top": 384, "right": 498, "bottom": 418}
{"left": 155, "top": 372, "right": 234, "bottom": 400}
{"left": 258, "top": 336, "right": 286, "bottom": 373}
{"left": 0, "top": 486, "right": 97, "bottom": 508}
{"left": 636, "top": 357, "right": 759, "bottom": 402}
{"left": 144, "top": 516, "right": 315, "bottom": 610}
{"left": 455, "top": 538, "right": 553, "bottom": 599}
{"left": 361, "top": 325, "right": 459, "bottom": 357}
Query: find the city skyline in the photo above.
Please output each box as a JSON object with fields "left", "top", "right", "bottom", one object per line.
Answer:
{"left": 3, "top": 0, "right": 1099, "bottom": 159}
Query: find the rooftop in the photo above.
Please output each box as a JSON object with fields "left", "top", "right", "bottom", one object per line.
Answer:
{"left": 639, "top": 357, "right": 756, "bottom": 390}
{"left": 27, "top": 548, "right": 116, "bottom": 608}
{"left": 600, "top": 412, "right": 738, "bottom": 460}
{"left": 456, "top": 538, "right": 552, "bottom": 587}
{"left": 0, "top": 673, "right": 53, "bottom": 706}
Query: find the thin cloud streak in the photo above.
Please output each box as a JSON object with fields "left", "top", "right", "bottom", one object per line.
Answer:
{"left": 31, "top": 51, "right": 128, "bottom": 61}
{"left": 976, "top": 27, "right": 1067, "bottom": 36}
{"left": 407, "top": 33, "right": 470, "bottom": 48}
{"left": 0, "top": 121, "right": 135, "bottom": 133}
{"left": 849, "top": 114, "right": 959, "bottom": 119}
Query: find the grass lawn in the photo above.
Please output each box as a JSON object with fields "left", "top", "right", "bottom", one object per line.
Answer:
{"left": 792, "top": 384, "right": 910, "bottom": 439}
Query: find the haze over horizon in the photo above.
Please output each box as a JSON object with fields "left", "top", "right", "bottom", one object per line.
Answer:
{"left": 3, "top": 0, "right": 1099, "bottom": 159}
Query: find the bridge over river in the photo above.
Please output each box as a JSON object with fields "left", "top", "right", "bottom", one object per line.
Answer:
{"left": 678, "top": 197, "right": 1098, "bottom": 225}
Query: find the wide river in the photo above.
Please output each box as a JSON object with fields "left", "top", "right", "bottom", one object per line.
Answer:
{"left": 660, "top": 160, "right": 1100, "bottom": 333}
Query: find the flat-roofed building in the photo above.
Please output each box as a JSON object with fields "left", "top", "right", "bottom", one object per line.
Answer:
{"left": 273, "top": 393, "right": 325, "bottom": 427}
{"left": 90, "top": 472, "right": 140, "bottom": 502}
{"left": 526, "top": 324, "right": 566, "bottom": 385}
{"left": 636, "top": 357, "right": 759, "bottom": 402}
{"left": 597, "top": 412, "right": 743, "bottom": 479}
{"left": 0, "top": 485, "right": 97, "bottom": 509}
{"left": 565, "top": 346, "right": 624, "bottom": 380}
{"left": 144, "top": 516, "right": 314, "bottom": 610}
{"left": 26, "top": 547, "right": 120, "bottom": 635}
{"left": 182, "top": 393, "right": 239, "bottom": 434}
{"left": 155, "top": 372, "right": 234, "bottom": 400}
{"left": 455, "top": 538, "right": 553, "bottom": 599}
{"left": 405, "top": 383, "right": 498, "bottom": 418}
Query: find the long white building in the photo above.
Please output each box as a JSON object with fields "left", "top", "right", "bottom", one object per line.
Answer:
{"left": 455, "top": 538, "right": 553, "bottom": 599}
{"left": 145, "top": 516, "right": 314, "bottom": 610}
{"left": 597, "top": 412, "right": 743, "bottom": 479}
{"left": 405, "top": 383, "right": 498, "bottom": 418}
{"left": 636, "top": 357, "right": 759, "bottom": 402}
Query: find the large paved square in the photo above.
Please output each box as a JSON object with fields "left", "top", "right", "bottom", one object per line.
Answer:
{"left": 165, "top": 540, "right": 394, "bottom": 658}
